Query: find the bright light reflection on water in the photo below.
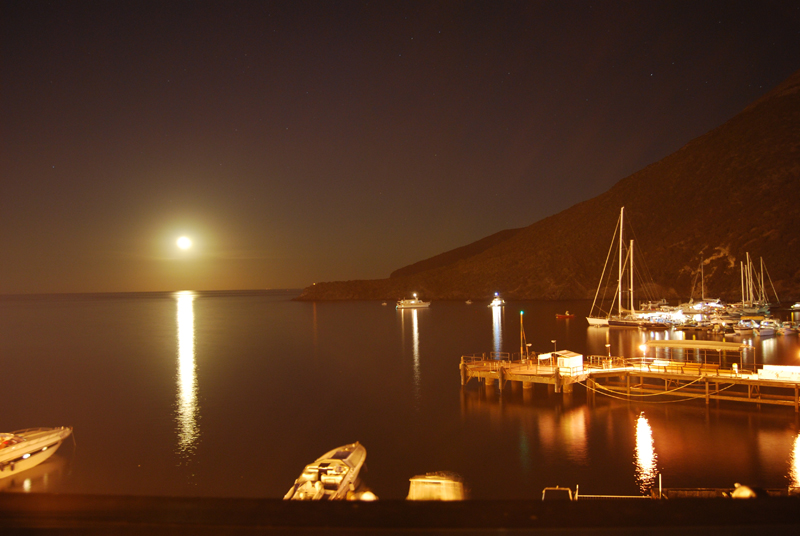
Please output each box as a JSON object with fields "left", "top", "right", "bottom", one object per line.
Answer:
{"left": 175, "top": 291, "right": 199, "bottom": 459}
{"left": 760, "top": 335, "right": 778, "bottom": 363}
{"left": 791, "top": 431, "right": 800, "bottom": 488}
{"left": 400, "top": 308, "right": 422, "bottom": 407}
{"left": 634, "top": 412, "right": 658, "bottom": 494}
{"left": 492, "top": 306, "right": 503, "bottom": 356}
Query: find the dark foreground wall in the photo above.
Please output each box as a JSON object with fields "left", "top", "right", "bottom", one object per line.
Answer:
{"left": 1, "top": 494, "right": 800, "bottom": 535}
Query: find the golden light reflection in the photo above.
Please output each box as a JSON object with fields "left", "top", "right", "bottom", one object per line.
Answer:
{"left": 412, "top": 309, "right": 421, "bottom": 404}
{"left": 790, "top": 431, "right": 800, "bottom": 488}
{"left": 399, "top": 308, "right": 422, "bottom": 407}
{"left": 760, "top": 336, "right": 778, "bottom": 363}
{"left": 492, "top": 305, "right": 503, "bottom": 356}
{"left": 634, "top": 412, "right": 658, "bottom": 494}
{"left": 176, "top": 291, "right": 199, "bottom": 459}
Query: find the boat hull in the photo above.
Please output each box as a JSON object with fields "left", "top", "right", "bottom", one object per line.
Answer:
{"left": 396, "top": 302, "right": 430, "bottom": 309}
{"left": 0, "top": 427, "right": 72, "bottom": 480}
{"left": 284, "top": 442, "right": 367, "bottom": 501}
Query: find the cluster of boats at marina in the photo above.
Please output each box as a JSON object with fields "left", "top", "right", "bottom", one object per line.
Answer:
{"left": 586, "top": 207, "right": 798, "bottom": 335}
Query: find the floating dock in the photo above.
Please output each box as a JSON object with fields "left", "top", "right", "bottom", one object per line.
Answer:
{"left": 459, "top": 340, "right": 800, "bottom": 411}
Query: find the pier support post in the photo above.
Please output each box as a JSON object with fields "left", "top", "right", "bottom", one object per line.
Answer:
{"left": 460, "top": 358, "right": 467, "bottom": 386}
{"left": 626, "top": 374, "right": 630, "bottom": 398}
{"left": 795, "top": 385, "right": 799, "bottom": 413}
{"left": 705, "top": 379, "right": 709, "bottom": 405}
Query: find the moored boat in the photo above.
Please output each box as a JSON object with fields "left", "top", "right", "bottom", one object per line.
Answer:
{"left": 284, "top": 442, "right": 367, "bottom": 500}
{"left": 755, "top": 318, "right": 779, "bottom": 337}
{"left": 0, "top": 427, "right": 73, "bottom": 479}
{"left": 488, "top": 293, "right": 505, "bottom": 308}
{"left": 586, "top": 208, "right": 670, "bottom": 328}
{"left": 396, "top": 293, "right": 430, "bottom": 309}
{"left": 777, "top": 321, "right": 797, "bottom": 335}
{"left": 407, "top": 472, "right": 466, "bottom": 501}
{"left": 555, "top": 311, "right": 575, "bottom": 319}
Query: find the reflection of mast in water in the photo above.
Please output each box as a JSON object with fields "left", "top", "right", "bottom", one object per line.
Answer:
{"left": 492, "top": 306, "right": 503, "bottom": 356}
{"left": 412, "top": 309, "right": 420, "bottom": 403}
{"left": 176, "top": 291, "right": 199, "bottom": 460}
{"left": 634, "top": 412, "right": 658, "bottom": 494}
{"left": 312, "top": 302, "right": 318, "bottom": 358}
{"left": 790, "top": 431, "right": 800, "bottom": 488}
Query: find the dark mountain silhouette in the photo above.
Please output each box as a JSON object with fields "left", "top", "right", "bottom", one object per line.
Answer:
{"left": 298, "top": 69, "right": 800, "bottom": 303}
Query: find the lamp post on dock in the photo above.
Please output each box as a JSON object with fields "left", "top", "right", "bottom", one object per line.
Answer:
{"left": 551, "top": 339, "right": 557, "bottom": 353}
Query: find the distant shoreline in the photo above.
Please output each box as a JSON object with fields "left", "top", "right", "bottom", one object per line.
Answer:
{"left": 0, "top": 289, "right": 304, "bottom": 300}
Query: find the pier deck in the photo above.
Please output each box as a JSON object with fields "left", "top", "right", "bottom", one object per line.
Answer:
{"left": 460, "top": 353, "right": 800, "bottom": 411}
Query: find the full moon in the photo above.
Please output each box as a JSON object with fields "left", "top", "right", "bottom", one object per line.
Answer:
{"left": 177, "top": 236, "right": 192, "bottom": 250}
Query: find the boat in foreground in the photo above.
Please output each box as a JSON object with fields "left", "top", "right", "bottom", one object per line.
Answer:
{"left": 396, "top": 293, "right": 430, "bottom": 309}
{"left": 0, "top": 427, "right": 73, "bottom": 479}
{"left": 284, "top": 442, "right": 367, "bottom": 500}
{"left": 407, "top": 471, "right": 466, "bottom": 500}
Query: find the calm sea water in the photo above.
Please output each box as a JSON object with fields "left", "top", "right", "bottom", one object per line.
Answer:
{"left": 1, "top": 290, "right": 799, "bottom": 499}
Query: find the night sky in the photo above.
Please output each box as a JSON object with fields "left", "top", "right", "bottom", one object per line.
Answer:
{"left": 3, "top": 1, "right": 799, "bottom": 294}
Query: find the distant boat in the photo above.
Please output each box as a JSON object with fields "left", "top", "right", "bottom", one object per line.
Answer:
{"left": 465, "top": 299, "right": 472, "bottom": 305}
{"left": 488, "top": 292, "right": 505, "bottom": 307}
{"left": 396, "top": 293, "right": 430, "bottom": 309}
{"left": 381, "top": 302, "right": 387, "bottom": 306}
{"left": 556, "top": 311, "right": 575, "bottom": 319}
{"left": 0, "top": 427, "right": 72, "bottom": 480}
{"left": 284, "top": 442, "right": 367, "bottom": 501}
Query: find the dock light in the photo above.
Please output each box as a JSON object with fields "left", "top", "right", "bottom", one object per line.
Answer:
{"left": 605, "top": 343, "right": 611, "bottom": 357}
{"left": 551, "top": 339, "right": 557, "bottom": 352}
{"left": 22, "top": 453, "right": 30, "bottom": 459}
{"left": 639, "top": 344, "right": 648, "bottom": 353}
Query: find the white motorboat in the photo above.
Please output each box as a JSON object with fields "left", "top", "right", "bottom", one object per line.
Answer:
{"left": 488, "top": 293, "right": 505, "bottom": 307}
{"left": 777, "top": 321, "right": 797, "bottom": 335}
{"left": 284, "top": 442, "right": 367, "bottom": 500}
{"left": 396, "top": 293, "right": 430, "bottom": 309}
{"left": 0, "top": 427, "right": 72, "bottom": 479}
{"left": 755, "top": 318, "right": 779, "bottom": 337}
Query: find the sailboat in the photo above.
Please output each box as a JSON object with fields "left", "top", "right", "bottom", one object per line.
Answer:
{"left": 726, "top": 253, "right": 776, "bottom": 316}
{"left": 586, "top": 207, "right": 669, "bottom": 329}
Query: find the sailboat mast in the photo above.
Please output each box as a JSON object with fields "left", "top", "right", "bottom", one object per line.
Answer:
{"left": 619, "top": 207, "right": 624, "bottom": 316}
{"left": 630, "top": 239, "right": 635, "bottom": 313}
{"left": 746, "top": 253, "right": 752, "bottom": 305}
{"left": 740, "top": 261, "right": 745, "bottom": 304}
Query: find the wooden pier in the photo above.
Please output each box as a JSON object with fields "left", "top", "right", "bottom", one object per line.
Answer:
{"left": 459, "top": 342, "right": 800, "bottom": 411}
